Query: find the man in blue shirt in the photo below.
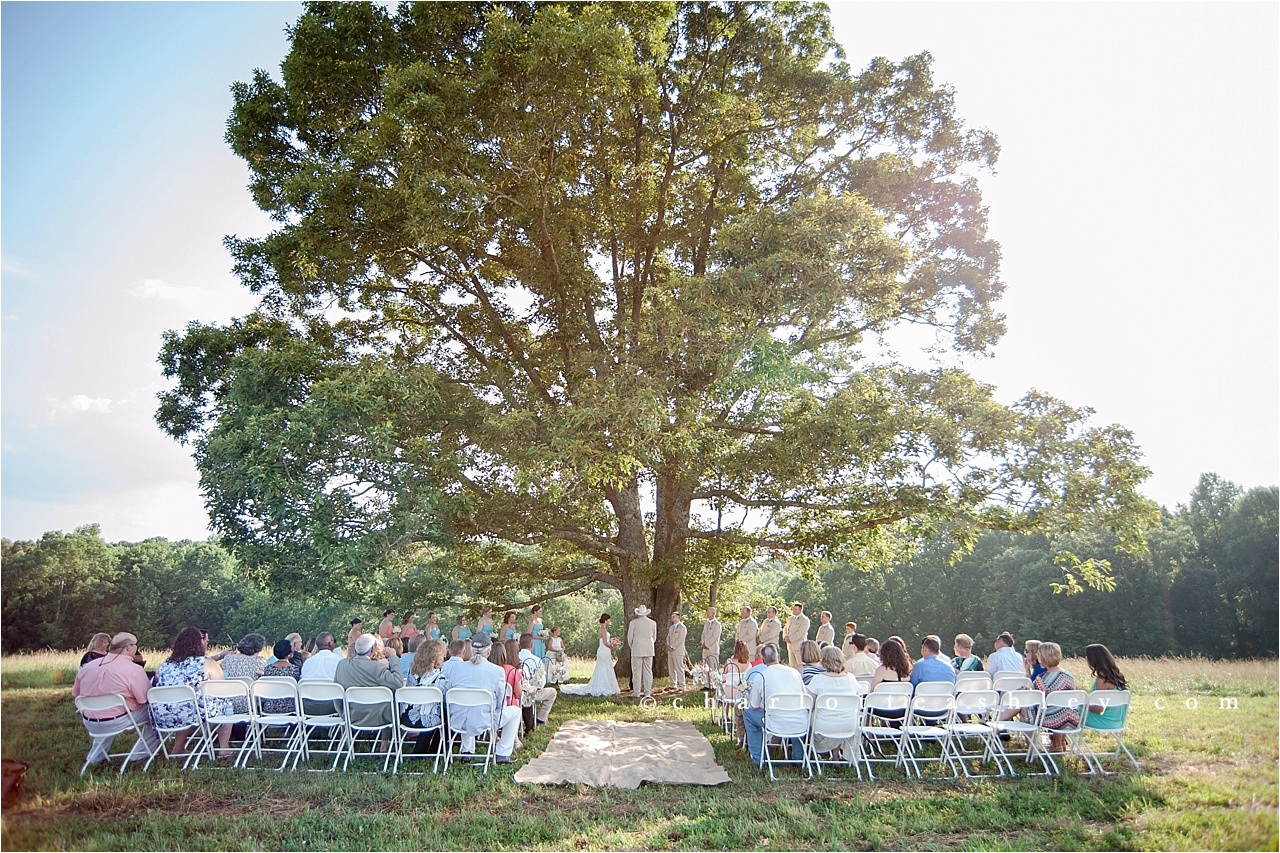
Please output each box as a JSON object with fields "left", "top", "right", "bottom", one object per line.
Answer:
{"left": 909, "top": 636, "right": 957, "bottom": 688}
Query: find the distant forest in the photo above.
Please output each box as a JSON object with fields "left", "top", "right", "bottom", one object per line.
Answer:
{"left": 3, "top": 473, "right": 1274, "bottom": 659}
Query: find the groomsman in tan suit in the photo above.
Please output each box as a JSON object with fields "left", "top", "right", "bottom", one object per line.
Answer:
{"left": 814, "top": 610, "right": 836, "bottom": 647}
{"left": 667, "top": 612, "right": 688, "bottom": 690}
{"left": 784, "top": 602, "right": 811, "bottom": 669}
{"left": 627, "top": 605, "right": 658, "bottom": 699}
{"left": 700, "top": 607, "right": 722, "bottom": 668}
{"left": 735, "top": 606, "right": 759, "bottom": 660}
{"left": 757, "top": 606, "right": 782, "bottom": 655}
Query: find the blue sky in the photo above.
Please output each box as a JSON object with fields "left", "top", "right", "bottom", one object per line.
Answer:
{"left": 3, "top": 2, "right": 1277, "bottom": 543}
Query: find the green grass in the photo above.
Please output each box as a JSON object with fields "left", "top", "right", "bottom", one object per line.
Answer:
{"left": 2, "top": 655, "right": 1275, "bottom": 851}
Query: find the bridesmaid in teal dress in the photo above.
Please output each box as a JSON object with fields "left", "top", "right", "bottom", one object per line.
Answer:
{"left": 426, "top": 612, "right": 442, "bottom": 641}
{"left": 452, "top": 614, "right": 473, "bottom": 644}
{"left": 477, "top": 606, "right": 495, "bottom": 638}
{"left": 501, "top": 610, "right": 519, "bottom": 641}
{"left": 527, "top": 604, "right": 547, "bottom": 660}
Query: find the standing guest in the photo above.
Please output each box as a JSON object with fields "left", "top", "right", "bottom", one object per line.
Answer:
{"left": 477, "top": 606, "right": 495, "bottom": 638}
{"left": 870, "top": 638, "right": 912, "bottom": 692}
{"left": 1032, "top": 642, "right": 1078, "bottom": 752}
{"left": 742, "top": 644, "right": 806, "bottom": 765}
{"left": 220, "top": 634, "right": 269, "bottom": 714}
{"left": 843, "top": 634, "right": 879, "bottom": 677}
{"left": 864, "top": 637, "right": 881, "bottom": 667}
{"left": 840, "top": 622, "right": 859, "bottom": 665}
{"left": 378, "top": 609, "right": 397, "bottom": 641}
{"left": 400, "top": 612, "right": 419, "bottom": 643}
{"left": 667, "top": 611, "right": 688, "bottom": 691}
{"left": 1025, "top": 640, "right": 1046, "bottom": 683}
{"left": 909, "top": 636, "right": 956, "bottom": 689}
{"left": 806, "top": 646, "right": 861, "bottom": 760}
{"left": 986, "top": 632, "right": 1024, "bottom": 678}
{"left": 80, "top": 633, "right": 112, "bottom": 667}
{"left": 72, "top": 632, "right": 162, "bottom": 765}
{"left": 952, "top": 634, "right": 984, "bottom": 672}
{"left": 1084, "top": 644, "right": 1129, "bottom": 729}
{"left": 500, "top": 611, "right": 519, "bottom": 641}
{"left": 701, "top": 607, "right": 722, "bottom": 669}
{"left": 626, "top": 605, "right": 658, "bottom": 700}
{"left": 814, "top": 611, "right": 836, "bottom": 648}
{"left": 426, "top": 612, "right": 443, "bottom": 641}
{"left": 784, "top": 603, "right": 811, "bottom": 670}
{"left": 452, "top": 614, "right": 473, "bottom": 644}
{"left": 151, "top": 627, "right": 234, "bottom": 759}
{"left": 527, "top": 605, "right": 548, "bottom": 660}
{"left": 799, "top": 640, "right": 824, "bottom": 685}
{"left": 756, "top": 606, "right": 782, "bottom": 660}
{"left": 735, "top": 606, "right": 759, "bottom": 661}
{"left": 260, "top": 639, "right": 303, "bottom": 714}
{"left": 345, "top": 618, "right": 364, "bottom": 657}
{"left": 402, "top": 638, "right": 448, "bottom": 756}
{"left": 447, "top": 634, "right": 521, "bottom": 764}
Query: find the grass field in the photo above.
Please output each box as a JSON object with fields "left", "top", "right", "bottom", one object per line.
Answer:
{"left": 1, "top": 653, "right": 1275, "bottom": 851}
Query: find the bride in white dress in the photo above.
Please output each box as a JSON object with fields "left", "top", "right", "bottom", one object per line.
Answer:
{"left": 562, "top": 613, "right": 621, "bottom": 697}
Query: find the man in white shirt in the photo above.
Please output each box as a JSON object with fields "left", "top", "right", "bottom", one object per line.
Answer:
{"left": 517, "top": 633, "right": 558, "bottom": 728}
{"left": 299, "top": 632, "right": 343, "bottom": 681}
{"left": 440, "top": 639, "right": 471, "bottom": 684}
{"left": 986, "top": 631, "right": 1024, "bottom": 678}
{"left": 742, "top": 644, "right": 806, "bottom": 766}
{"left": 447, "top": 634, "right": 521, "bottom": 763}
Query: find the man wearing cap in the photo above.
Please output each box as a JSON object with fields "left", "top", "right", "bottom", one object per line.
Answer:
{"left": 333, "top": 634, "right": 403, "bottom": 727}
{"left": 735, "top": 606, "right": 759, "bottom": 661}
{"left": 700, "top": 607, "right": 722, "bottom": 669}
{"left": 784, "top": 602, "right": 810, "bottom": 669}
{"left": 71, "top": 632, "right": 161, "bottom": 766}
{"left": 626, "top": 605, "right": 658, "bottom": 700}
{"left": 447, "top": 633, "right": 521, "bottom": 763}
{"left": 667, "top": 611, "right": 688, "bottom": 692}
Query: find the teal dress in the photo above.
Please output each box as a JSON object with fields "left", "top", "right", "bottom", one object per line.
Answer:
{"left": 503, "top": 627, "right": 518, "bottom": 641}
{"left": 455, "top": 625, "right": 473, "bottom": 642}
{"left": 429, "top": 626, "right": 442, "bottom": 641}
{"left": 478, "top": 620, "right": 494, "bottom": 637}
{"left": 1087, "top": 686, "right": 1128, "bottom": 730}
{"left": 530, "top": 619, "right": 546, "bottom": 659}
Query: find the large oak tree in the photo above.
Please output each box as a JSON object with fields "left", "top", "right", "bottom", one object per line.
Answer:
{"left": 159, "top": 2, "right": 1155, "bottom": 672}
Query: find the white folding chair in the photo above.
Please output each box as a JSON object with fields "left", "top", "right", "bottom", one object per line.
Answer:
{"left": 861, "top": 692, "right": 910, "bottom": 779}
{"left": 443, "top": 687, "right": 498, "bottom": 775}
{"left": 243, "top": 679, "right": 304, "bottom": 771}
{"left": 74, "top": 694, "right": 156, "bottom": 776}
{"left": 854, "top": 675, "right": 873, "bottom": 694}
{"left": 144, "top": 685, "right": 210, "bottom": 770}
{"left": 901, "top": 694, "right": 957, "bottom": 779}
{"left": 1079, "top": 690, "right": 1139, "bottom": 774}
{"left": 1039, "top": 689, "right": 1089, "bottom": 775}
{"left": 872, "top": 681, "right": 913, "bottom": 695}
{"left": 393, "top": 686, "right": 445, "bottom": 774}
{"left": 760, "top": 692, "right": 812, "bottom": 780}
{"left": 342, "top": 686, "right": 396, "bottom": 773}
{"left": 913, "top": 681, "right": 955, "bottom": 697}
{"left": 807, "top": 692, "right": 863, "bottom": 778}
{"left": 190, "top": 680, "right": 253, "bottom": 769}
{"left": 993, "top": 689, "right": 1051, "bottom": 776}
{"left": 954, "top": 672, "right": 992, "bottom": 693}
{"left": 992, "top": 674, "right": 1032, "bottom": 694}
{"left": 296, "top": 682, "right": 348, "bottom": 771}
{"left": 947, "top": 689, "right": 1005, "bottom": 778}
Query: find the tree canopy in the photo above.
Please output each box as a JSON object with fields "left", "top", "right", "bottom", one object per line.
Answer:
{"left": 158, "top": 2, "right": 1156, "bottom": 667}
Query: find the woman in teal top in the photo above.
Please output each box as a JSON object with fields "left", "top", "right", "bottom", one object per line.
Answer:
{"left": 452, "top": 614, "right": 473, "bottom": 643}
{"left": 501, "top": 610, "right": 518, "bottom": 641}
{"left": 527, "top": 604, "right": 547, "bottom": 659}
{"left": 1085, "top": 643, "right": 1129, "bottom": 729}
{"left": 425, "top": 611, "right": 443, "bottom": 641}
{"left": 477, "top": 606, "right": 495, "bottom": 637}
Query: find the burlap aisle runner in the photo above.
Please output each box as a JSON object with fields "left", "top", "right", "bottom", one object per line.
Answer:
{"left": 513, "top": 719, "right": 731, "bottom": 789}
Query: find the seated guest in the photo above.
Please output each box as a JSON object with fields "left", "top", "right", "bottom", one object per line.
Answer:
{"left": 220, "top": 634, "right": 268, "bottom": 714}
{"left": 260, "top": 639, "right": 303, "bottom": 714}
{"left": 910, "top": 636, "right": 956, "bottom": 688}
{"left": 799, "top": 640, "right": 824, "bottom": 685}
{"left": 80, "top": 633, "right": 112, "bottom": 668}
{"left": 518, "top": 633, "right": 558, "bottom": 729}
{"left": 266, "top": 633, "right": 305, "bottom": 666}
{"left": 447, "top": 634, "right": 521, "bottom": 764}
{"left": 151, "top": 627, "right": 234, "bottom": 758}
{"left": 864, "top": 637, "right": 881, "bottom": 667}
{"left": 986, "top": 632, "right": 1024, "bottom": 678}
{"left": 403, "top": 638, "right": 448, "bottom": 755}
{"left": 299, "top": 631, "right": 345, "bottom": 716}
{"left": 721, "top": 641, "right": 752, "bottom": 706}
{"left": 383, "top": 637, "right": 404, "bottom": 676}
{"left": 402, "top": 634, "right": 425, "bottom": 681}
{"left": 952, "top": 634, "right": 984, "bottom": 672}
{"left": 490, "top": 642, "right": 523, "bottom": 711}
{"left": 737, "top": 646, "right": 771, "bottom": 743}
{"left": 1025, "top": 639, "right": 1046, "bottom": 683}
{"left": 440, "top": 639, "right": 470, "bottom": 683}
{"left": 927, "top": 634, "right": 952, "bottom": 668}
{"left": 806, "top": 645, "right": 860, "bottom": 760}
{"left": 1032, "top": 642, "right": 1077, "bottom": 752}
{"left": 72, "top": 632, "right": 161, "bottom": 764}
{"left": 843, "top": 634, "right": 879, "bottom": 677}
{"left": 1084, "top": 643, "right": 1129, "bottom": 729}
{"left": 886, "top": 636, "right": 913, "bottom": 668}
{"left": 742, "top": 644, "right": 805, "bottom": 766}
{"left": 334, "top": 634, "right": 403, "bottom": 729}
{"left": 870, "top": 638, "right": 912, "bottom": 692}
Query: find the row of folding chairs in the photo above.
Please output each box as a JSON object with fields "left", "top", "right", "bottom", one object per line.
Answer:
{"left": 752, "top": 688, "right": 1138, "bottom": 782}
{"left": 75, "top": 680, "right": 514, "bottom": 777}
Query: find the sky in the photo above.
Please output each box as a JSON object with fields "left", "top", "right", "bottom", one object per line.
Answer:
{"left": 2, "top": 2, "right": 1277, "bottom": 544}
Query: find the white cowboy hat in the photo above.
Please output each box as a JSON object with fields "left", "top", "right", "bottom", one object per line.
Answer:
{"left": 633, "top": 605, "right": 651, "bottom": 616}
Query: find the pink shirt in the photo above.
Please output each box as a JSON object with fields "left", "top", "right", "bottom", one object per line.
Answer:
{"left": 72, "top": 654, "right": 152, "bottom": 717}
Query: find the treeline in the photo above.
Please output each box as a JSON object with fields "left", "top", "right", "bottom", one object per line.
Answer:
{"left": 2, "top": 473, "right": 1274, "bottom": 658}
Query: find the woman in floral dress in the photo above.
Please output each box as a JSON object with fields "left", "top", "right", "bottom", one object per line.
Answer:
{"left": 151, "top": 626, "right": 235, "bottom": 758}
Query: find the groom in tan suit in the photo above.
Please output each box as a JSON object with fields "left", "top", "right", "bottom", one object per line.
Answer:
{"left": 627, "top": 605, "right": 657, "bottom": 699}
{"left": 667, "top": 611, "right": 688, "bottom": 691}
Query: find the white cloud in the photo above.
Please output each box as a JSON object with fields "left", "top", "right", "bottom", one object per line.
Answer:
{"left": 1, "top": 480, "right": 215, "bottom": 543}
{"left": 50, "top": 394, "right": 114, "bottom": 417}
{"left": 1, "top": 254, "right": 37, "bottom": 279}
{"left": 128, "top": 278, "right": 220, "bottom": 312}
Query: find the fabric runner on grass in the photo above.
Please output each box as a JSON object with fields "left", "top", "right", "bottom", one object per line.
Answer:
{"left": 513, "top": 719, "right": 731, "bottom": 789}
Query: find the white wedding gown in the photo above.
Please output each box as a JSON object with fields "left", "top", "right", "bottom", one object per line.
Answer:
{"left": 561, "top": 633, "right": 621, "bottom": 697}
